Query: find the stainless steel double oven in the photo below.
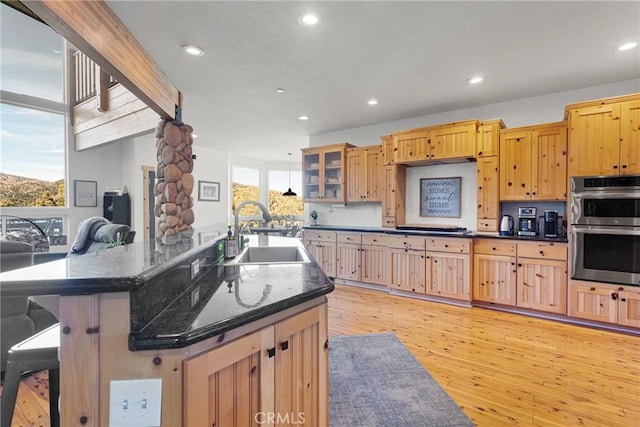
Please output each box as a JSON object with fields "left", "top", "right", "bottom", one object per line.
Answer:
{"left": 570, "top": 175, "right": 640, "bottom": 286}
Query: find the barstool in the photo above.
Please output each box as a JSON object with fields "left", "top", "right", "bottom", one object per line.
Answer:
{"left": 1, "top": 323, "right": 60, "bottom": 427}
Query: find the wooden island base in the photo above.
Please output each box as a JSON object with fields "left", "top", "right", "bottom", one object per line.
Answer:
{"left": 58, "top": 293, "right": 328, "bottom": 426}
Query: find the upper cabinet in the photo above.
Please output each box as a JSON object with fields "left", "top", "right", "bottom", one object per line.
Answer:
{"left": 429, "top": 119, "right": 478, "bottom": 160}
{"left": 346, "top": 145, "right": 383, "bottom": 202}
{"left": 381, "top": 135, "right": 394, "bottom": 165}
{"left": 499, "top": 122, "right": 567, "bottom": 201}
{"left": 391, "top": 120, "right": 479, "bottom": 165}
{"left": 476, "top": 119, "right": 505, "bottom": 158}
{"left": 302, "top": 143, "right": 354, "bottom": 202}
{"left": 392, "top": 129, "right": 430, "bottom": 164}
{"left": 567, "top": 94, "right": 640, "bottom": 176}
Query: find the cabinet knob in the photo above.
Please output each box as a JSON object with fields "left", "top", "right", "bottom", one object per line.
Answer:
{"left": 280, "top": 341, "right": 289, "bottom": 351}
{"left": 622, "top": 165, "right": 627, "bottom": 169}
{"left": 492, "top": 247, "right": 496, "bottom": 251}
{"left": 517, "top": 263, "right": 522, "bottom": 267}
{"left": 613, "top": 165, "right": 619, "bottom": 169}
{"left": 619, "top": 287, "right": 624, "bottom": 291}
{"left": 532, "top": 192, "right": 536, "bottom": 195}
{"left": 478, "top": 186, "right": 483, "bottom": 190}
{"left": 590, "top": 287, "right": 596, "bottom": 291}
{"left": 539, "top": 250, "right": 544, "bottom": 255}
{"left": 267, "top": 347, "right": 276, "bottom": 358}
{"left": 511, "top": 262, "right": 515, "bottom": 266}
{"left": 612, "top": 293, "right": 619, "bottom": 300}
{"left": 444, "top": 244, "right": 448, "bottom": 248}
{"left": 478, "top": 151, "right": 483, "bottom": 156}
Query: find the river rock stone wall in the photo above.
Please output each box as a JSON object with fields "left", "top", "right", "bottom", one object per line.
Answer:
{"left": 154, "top": 119, "right": 195, "bottom": 242}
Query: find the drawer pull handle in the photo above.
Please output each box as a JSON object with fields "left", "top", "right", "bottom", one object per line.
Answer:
{"left": 590, "top": 287, "right": 596, "bottom": 291}
{"left": 280, "top": 341, "right": 289, "bottom": 351}
{"left": 268, "top": 347, "right": 276, "bottom": 358}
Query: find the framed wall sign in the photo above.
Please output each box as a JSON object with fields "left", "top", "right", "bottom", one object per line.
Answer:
{"left": 420, "top": 177, "right": 462, "bottom": 218}
{"left": 198, "top": 180, "right": 220, "bottom": 201}
{"left": 74, "top": 180, "right": 98, "bottom": 207}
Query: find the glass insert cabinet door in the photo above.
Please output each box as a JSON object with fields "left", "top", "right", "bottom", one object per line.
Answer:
{"left": 302, "top": 145, "right": 349, "bottom": 202}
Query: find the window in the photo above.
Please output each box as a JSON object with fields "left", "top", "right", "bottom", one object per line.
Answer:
{"left": 268, "top": 169, "right": 303, "bottom": 227}
{"left": 0, "top": 4, "right": 68, "bottom": 247}
{"left": 231, "top": 166, "right": 261, "bottom": 216}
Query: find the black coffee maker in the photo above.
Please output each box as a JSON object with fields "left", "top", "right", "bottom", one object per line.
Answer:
{"left": 543, "top": 210, "right": 562, "bottom": 238}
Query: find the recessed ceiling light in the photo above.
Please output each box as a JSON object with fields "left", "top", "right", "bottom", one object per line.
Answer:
{"left": 299, "top": 13, "right": 319, "bottom": 26}
{"left": 53, "top": 49, "right": 62, "bottom": 54}
{"left": 182, "top": 45, "right": 204, "bottom": 56}
{"left": 617, "top": 42, "right": 638, "bottom": 51}
{"left": 468, "top": 76, "right": 483, "bottom": 84}
{"left": 192, "top": 133, "right": 198, "bottom": 138}
{"left": 298, "top": 115, "right": 310, "bottom": 121}
{"left": 276, "top": 88, "right": 285, "bottom": 93}
{"left": 368, "top": 99, "right": 379, "bottom": 106}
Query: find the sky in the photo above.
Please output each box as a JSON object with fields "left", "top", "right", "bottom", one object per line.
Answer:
{"left": 0, "top": 4, "right": 65, "bottom": 182}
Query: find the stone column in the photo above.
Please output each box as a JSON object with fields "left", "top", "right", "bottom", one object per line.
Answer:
{"left": 154, "top": 119, "right": 195, "bottom": 242}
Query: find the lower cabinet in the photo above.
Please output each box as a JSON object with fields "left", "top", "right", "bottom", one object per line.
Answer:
{"left": 473, "top": 239, "right": 567, "bottom": 314}
{"left": 336, "top": 233, "right": 362, "bottom": 281}
{"left": 569, "top": 281, "right": 640, "bottom": 327}
{"left": 303, "top": 231, "right": 337, "bottom": 277}
{"left": 390, "top": 248, "right": 427, "bottom": 293}
{"left": 426, "top": 238, "right": 472, "bottom": 301}
{"left": 183, "top": 304, "right": 328, "bottom": 427}
{"left": 361, "top": 234, "right": 391, "bottom": 285}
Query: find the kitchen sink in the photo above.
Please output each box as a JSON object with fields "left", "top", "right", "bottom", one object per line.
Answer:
{"left": 233, "top": 246, "right": 311, "bottom": 265}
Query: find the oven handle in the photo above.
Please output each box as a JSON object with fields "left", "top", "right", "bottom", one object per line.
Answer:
{"left": 571, "top": 191, "right": 640, "bottom": 199}
{"left": 572, "top": 225, "right": 640, "bottom": 235}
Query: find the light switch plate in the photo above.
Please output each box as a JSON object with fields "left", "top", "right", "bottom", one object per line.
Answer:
{"left": 190, "top": 259, "right": 200, "bottom": 279}
{"left": 109, "top": 378, "right": 162, "bottom": 427}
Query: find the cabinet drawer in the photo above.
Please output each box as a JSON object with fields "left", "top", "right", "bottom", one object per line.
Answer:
{"left": 517, "top": 242, "right": 567, "bottom": 261}
{"left": 476, "top": 219, "right": 498, "bottom": 232}
{"left": 362, "top": 233, "right": 388, "bottom": 246}
{"left": 427, "top": 238, "right": 470, "bottom": 254}
{"left": 303, "top": 230, "right": 336, "bottom": 243}
{"left": 337, "top": 232, "right": 362, "bottom": 244}
{"left": 474, "top": 239, "right": 517, "bottom": 256}
{"left": 387, "top": 235, "right": 426, "bottom": 250}
{"left": 382, "top": 216, "right": 396, "bottom": 228}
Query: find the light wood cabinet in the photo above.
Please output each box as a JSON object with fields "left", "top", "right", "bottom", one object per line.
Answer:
{"left": 361, "top": 234, "right": 391, "bottom": 286}
{"left": 428, "top": 253, "right": 471, "bottom": 301}
{"left": 473, "top": 253, "right": 517, "bottom": 305}
{"left": 392, "top": 129, "right": 430, "bottom": 163}
{"left": 381, "top": 165, "right": 406, "bottom": 228}
{"left": 569, "top": 281, "right": 640, "bottom": 327}
{"left": 336, "top": 233, "right": 362, "bottom": 281}
{"left": 474, "top": 239, "right": 567, "bottom": 314}
{"left": 184, "top": 305, "right": 327, "bottom": 427}
{"left": 476, "top": 156, "right": 499, "bottom": 232}
{"left": 302, "top": 143, "right": 353, "bottom": 202}
{"left": 390, "top": 248, "right": 427, "bottom": 294}
{"left": 303, "top": 231, "right": 337, "bottom": 277}
{"left": 346, "top": 145, "right": 383, "bottom": 202}
{"left": 429, "top": 119, "right": 478, "bottom": 160}
{"left": 499, "top": 122, "right": 567, "bottom": 201}
{"left": 381, "top": 135, "right": 394, "bottom": 165}
{"left": 476, "top": 119, "right": 505, "bottom": 158}
{"left": 516, "top": 258, "right": 566, "bottom": 314}
{"left": 567, "top": 94, "right": 640, "bottom": 176}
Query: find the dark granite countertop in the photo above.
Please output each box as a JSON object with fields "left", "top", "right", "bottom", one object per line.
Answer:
{"left": 302, "top": 225, "right": 568, "bottom": 243}
{"left": 129, "top": 234, "right": 333, "bottom": 350}
{"left": 0, "top": 224, "right": 230, "bottom": 296}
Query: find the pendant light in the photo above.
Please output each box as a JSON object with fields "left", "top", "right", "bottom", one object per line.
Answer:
{"left": 283, "top": 153, "right": 297, "bottom": 196}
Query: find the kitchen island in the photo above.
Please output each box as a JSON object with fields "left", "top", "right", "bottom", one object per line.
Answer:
{"left": 0, "top": 227, "right": 333, "bottom": 426}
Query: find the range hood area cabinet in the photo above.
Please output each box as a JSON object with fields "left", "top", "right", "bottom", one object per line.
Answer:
{"left": 567, "top": 94, "right": 640, "bottom": 177}
{"left": 390, "top": 119, "right": 479, "bottom": 165}
{"left": 476, "top": 119, "right": 505, "bottom": 232}
{"left": 302, "top": 143, "right": 354, "bottom": 202}
{"left": 499, "top": 122, "right": 568, "bottom": 201}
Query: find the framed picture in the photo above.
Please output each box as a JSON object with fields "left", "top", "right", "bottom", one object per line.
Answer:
{"left": 198, "top": 180, "right": 220, "bottom": 201}
{"left": 74, "top": 180, "right": 98, "bottom": 207}
{"left": 420, "top": 177, "right": 462, "bottom": 218}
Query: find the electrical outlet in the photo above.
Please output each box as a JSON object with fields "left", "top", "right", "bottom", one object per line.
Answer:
{"left": 109, "top": 378, "right": 162, "bottom": 427}
{"left": 190, "top": 259, "right": 200, "bottom": 279}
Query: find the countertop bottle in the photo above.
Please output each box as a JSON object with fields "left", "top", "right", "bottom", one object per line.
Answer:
{"left": 224, "top": 226, "right": 237, "bottom": 259}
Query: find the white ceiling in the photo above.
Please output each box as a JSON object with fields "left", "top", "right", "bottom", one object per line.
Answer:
{"left": 106, "top": 1, "right": 640, "bottom": 163}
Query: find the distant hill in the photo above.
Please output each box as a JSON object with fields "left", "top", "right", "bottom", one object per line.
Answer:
{"left": 0, "top": 173, "right": 65, "bottom": 207}
{"left": 232, "top": 182, "right": 303, "bottom": 220}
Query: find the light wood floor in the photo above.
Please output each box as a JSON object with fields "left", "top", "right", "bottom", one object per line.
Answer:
{"left": 328, "top": 284, "right": 640, "bottom": 427}
{"left": 3, "top": 284, "right": 639, "bottom": 426}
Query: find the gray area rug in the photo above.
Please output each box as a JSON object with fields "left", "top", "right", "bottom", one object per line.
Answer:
{"left": 329, "top": 333, "right": 475, "bottom": 427}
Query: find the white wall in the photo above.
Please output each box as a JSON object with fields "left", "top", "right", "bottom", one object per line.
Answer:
{"left": 308, "top": 79, "right": 640, "bottom": 228}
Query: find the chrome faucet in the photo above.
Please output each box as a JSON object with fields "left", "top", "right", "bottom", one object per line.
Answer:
{"left": 234, "top": 200, "right": 272, "bottom": 252}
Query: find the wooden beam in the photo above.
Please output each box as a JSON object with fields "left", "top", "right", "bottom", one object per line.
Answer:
{"left": 97, "top": 64, "right": 110, "bottom": 112}
{"left": 23, "top": 0, "right": 180, "bottom": 120}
